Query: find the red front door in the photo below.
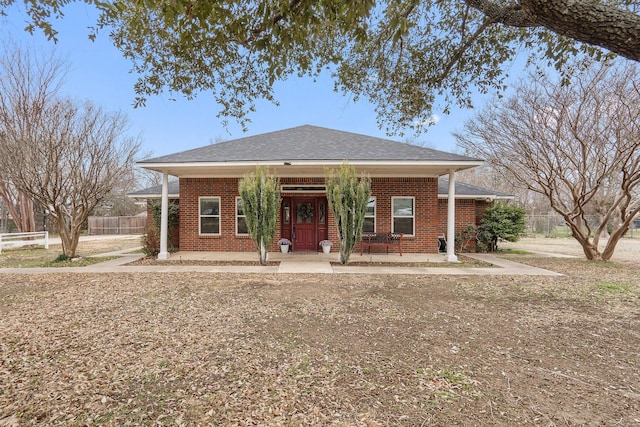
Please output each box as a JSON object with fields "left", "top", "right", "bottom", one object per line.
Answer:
{"left": 293, "top": 198, "right": 316, "bottom": 251}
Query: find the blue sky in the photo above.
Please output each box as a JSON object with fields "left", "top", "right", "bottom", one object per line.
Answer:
{"left": 1, "top": 2, "right": 513, "bottom": 158}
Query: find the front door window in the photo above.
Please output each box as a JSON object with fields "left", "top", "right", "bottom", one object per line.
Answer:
{"left": 297, "top": 202, "right": 314, "bottom": 224}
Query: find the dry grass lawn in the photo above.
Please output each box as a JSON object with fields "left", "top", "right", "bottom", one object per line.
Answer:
{"left": 1, "top": 239, "right": 639, "bottom": 426}
{"left": 0, "top": 235, "right": 142, "bottom": 268}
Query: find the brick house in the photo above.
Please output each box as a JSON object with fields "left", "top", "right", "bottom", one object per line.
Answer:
{"left": 134, "top": 125, "right": 511, "bottom": 260}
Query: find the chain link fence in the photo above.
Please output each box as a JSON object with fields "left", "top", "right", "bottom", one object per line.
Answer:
{"left": 525, "top": 214, "right": 640, "bottom": 238}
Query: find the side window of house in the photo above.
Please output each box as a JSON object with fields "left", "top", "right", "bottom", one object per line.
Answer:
{"left": 236, "top": 197, "right": 248, "bottom": 235}
{"left": 199, "top": 197, "right": 220, "bottom": 235}
{"left": 363, "top": 197, "right": 376, "bottom": 233}
{"left": 392, "top": 197, "right": 414, "bottom": 236}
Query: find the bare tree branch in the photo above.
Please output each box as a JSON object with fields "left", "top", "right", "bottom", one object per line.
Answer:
{"left": 0, "top": 43, "right": 140, "bottom": 257}
{"left": 456, "top": 60, "right": 640, "bottom": 260}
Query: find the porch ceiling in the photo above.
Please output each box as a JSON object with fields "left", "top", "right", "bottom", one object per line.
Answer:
{"left": 139, "top": 160, "right": 484, "bottom": 178}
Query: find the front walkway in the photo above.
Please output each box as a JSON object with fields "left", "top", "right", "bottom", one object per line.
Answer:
{"left": 0, "top": 249, "right": 563, "bottom": 276}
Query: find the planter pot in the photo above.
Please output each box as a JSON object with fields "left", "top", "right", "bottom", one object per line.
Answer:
{"left": 280, "top": 244, "right": 290, "bottom": 253}
{"left": 322, "top": 245, "right": 331, "bottom": 254}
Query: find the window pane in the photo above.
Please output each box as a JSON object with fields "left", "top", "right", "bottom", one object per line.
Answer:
{"left": 236, "top": 198, "right": 244, "bottom": 216}
{"left": 201, "top": 217, "right": 219, "bottom": 234}
{"left": 201, "top": 198, "right": 219, "bottom": 215}
{"left": 283, "top": 204, "right": 290, "bottom": 224}
{"left": 393, "top": 198, "right": 413, "bottom": 216}
{"left": 366, "top": 198, "right": 375, "bottom": 216}
{"left": 363, "top": 217, "right": 375, "bottom": 233}
{"left": 393, "top": 217, "right": 413, "bottom": 235}
{"left": 319, "top": 202, "right": 325, "bottom": 224}
{"left": 237, "top": 217, "right": 248, "bottom": 234}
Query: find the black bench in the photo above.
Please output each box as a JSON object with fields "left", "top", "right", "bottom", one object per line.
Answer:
{"left": 360, "top": 232, "right": 403, "bottom": 256}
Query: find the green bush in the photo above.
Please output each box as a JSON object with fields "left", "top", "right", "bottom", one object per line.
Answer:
{"left": 53, "top": 253, "right": 70, "bottom": 263}
{"left": 478, "top": 203, "right": 526, "bottom": 252}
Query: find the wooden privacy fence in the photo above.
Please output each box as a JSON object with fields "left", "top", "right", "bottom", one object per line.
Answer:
{"left": 88, "top": 216, "right": 147, "bottom": 235}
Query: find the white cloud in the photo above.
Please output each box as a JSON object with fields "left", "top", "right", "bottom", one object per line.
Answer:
{"left": 414, "top": 114, "right": 441, "bottom": 127}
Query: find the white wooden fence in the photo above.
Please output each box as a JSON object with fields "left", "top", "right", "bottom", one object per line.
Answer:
{"left": 0, "top": 231, "right": 49, "bottom": 254}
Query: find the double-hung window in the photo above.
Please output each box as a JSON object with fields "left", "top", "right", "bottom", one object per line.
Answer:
{"left": 392, "top": 196, "right": 415, "bottom": 236}
{"left": 363, "top": 197, "right": 376, "bottom": 233}
{"left": 199, "top": 197, "right": 220, "bottom": 235}
{"left": 236, "top": 197, "right": 248, "bottom": 236}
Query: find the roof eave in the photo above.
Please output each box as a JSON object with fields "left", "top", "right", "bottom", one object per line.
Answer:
{"left": 137, "top": 160, "right": 484, "bottom": 178}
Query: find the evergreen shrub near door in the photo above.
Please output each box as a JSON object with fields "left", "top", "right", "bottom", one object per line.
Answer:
{"left": 239, "top": 166, "right": 280, "bottom": 265}
{"left": 325, "top": 162, "right": 371, "bottom": 265}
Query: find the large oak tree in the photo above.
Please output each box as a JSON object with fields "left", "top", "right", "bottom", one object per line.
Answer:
{"left": 456, "top": 60, "right": 640, "bottom": 261}
{"left": 3, "top": 1, "right": 640, "bottom": 131}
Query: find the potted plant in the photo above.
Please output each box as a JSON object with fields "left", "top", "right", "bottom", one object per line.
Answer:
{"left": 278, "top": 238, "right": 292, "bottom": 253}
{"left": 319, "top": 240, "right": 333, "bottom": 254}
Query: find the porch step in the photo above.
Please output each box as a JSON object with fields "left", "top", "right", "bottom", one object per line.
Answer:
{"left": 278, "top": 261, "right": 333, "bottom": 274}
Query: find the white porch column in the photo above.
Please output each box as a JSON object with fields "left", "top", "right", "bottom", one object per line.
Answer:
{"left": 158, "top": 172, "right": 170, "bottom": 260}
{"left": 445, "top": 169, "right": 458, "bottom": 262}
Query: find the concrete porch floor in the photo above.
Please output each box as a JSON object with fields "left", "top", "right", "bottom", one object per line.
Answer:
{"left": 156, "top": 250, "right": 563, "bottom": 276}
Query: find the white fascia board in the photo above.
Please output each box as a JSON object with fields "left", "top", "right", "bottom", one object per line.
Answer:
{"left": 137, "top": 159, "right": 484, "bottom": 172}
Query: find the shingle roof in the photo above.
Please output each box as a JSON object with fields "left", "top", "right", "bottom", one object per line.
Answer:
{"left": 127, "top": 181, "right": 180, "bottom": 198}
{"left": 140, "top": 125, "right": 480, "bottom": 164}
{"left": 438, "top": 178, "right": 513, "bottom": 199}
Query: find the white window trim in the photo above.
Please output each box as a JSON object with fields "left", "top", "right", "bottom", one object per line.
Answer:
{"left": 391, "top": 196, "right": 415, "bottom": 237}
{"left": 199, "top": 196, "right": 221, "bottom": 236}
{"left": 364, "top": 196, "right": 376, "bottom": 233}
{"left": 236, "top": 196, "right": 248, "bottom": 236}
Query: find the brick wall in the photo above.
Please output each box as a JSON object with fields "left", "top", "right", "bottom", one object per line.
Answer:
{"left": 180, "top": 178, "right": 256, "bottom": 252}
{"left": 437, "top": 198, "right": 486, "bottom": 251}
{"left": 177, "top": 176, "right": 485, "bottom": 254}
{"left": 368, "top": 177, "right": 439, "bottom": 253}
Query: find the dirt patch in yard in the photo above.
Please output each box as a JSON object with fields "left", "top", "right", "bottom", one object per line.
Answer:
{"left": 501, "top": 236, "right": 640, "bottom": 264}
{"left": 1, "top": 254, "right": 639, "bottom": 426}
{"left": 332, "top": 255, "right": 492, "bottom": 268}
{"left": 128, "top": 255, "right": 489, "bottom": 268}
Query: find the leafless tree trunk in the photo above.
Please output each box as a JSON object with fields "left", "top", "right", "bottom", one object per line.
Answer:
{"left": 0, "top": 181, "right": 36, "bottom": 232}
{"left": 456, "top": 60, "right": 640, "bottom": 261}
{"left": 0, "top": 43, "right": 140, "bottom": 257}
